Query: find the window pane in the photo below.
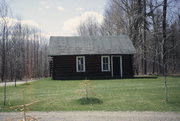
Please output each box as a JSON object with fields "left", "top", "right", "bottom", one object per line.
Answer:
{"left": 103, "top": 64, "right": 106, "bottom": 70}
{"left": 105, "top": 64, "right": 108, "bottom": 70}
{"left": 81, "top": 65, "right": 83, "bottom": 71}
{"left": 78, "top": 58, "right": 81, "bottom": 65}
{"left": 81, "top": 58, "right": 83, "bottom": 64}
{"left": 102, "top": 56, "right": 109, "bottom": 71}
{"left": 103, "top": 57, "right": 108, "bottom": 64}
{"left": 105, "top": 58, "right": 108, "bottom": 63}
{"left": 79, "top": 65, "right": 81, "bottom": 71}
{"left": 103, "top": 63, "right": 108, "bottom": 70}
{"left": 104, "top": 64, "right": 106, "bottom": 70}
{"left": 78, "top": 65, "right": 81, "bottom": 71}
{"left": 77, "top": 57, "right": 85, "bottom": 72}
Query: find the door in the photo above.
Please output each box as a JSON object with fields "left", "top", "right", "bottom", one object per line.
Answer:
{"left": 113, "top": 57, "right": 120, "bottom": 77}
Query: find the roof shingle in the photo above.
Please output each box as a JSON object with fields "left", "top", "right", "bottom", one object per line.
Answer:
{"left": 48, "top": 35, "right": 136, "bottom": 56}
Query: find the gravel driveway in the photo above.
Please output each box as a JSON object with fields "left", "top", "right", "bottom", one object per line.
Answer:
{"left": 0, "top": 111, "right": 180, "bottom": 121}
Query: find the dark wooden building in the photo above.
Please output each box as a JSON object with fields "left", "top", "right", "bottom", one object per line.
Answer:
{"left": 48, "top": 35, "right": 136, "bottom": 80}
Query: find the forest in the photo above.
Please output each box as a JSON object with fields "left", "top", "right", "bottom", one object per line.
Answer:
{"left": 77, "top": 0, "right": 180, "bottom": 75}
{"left": 0, "top": 0, "right": 49, "bottom": 84}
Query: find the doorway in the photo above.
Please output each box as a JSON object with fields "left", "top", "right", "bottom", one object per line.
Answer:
{"left": 112, "top": 56, "right": 122, "bottom": 78}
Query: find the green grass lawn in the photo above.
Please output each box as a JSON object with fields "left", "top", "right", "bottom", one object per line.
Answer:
{"left": 0, "top": 77, "right": 180, "bottom": 112}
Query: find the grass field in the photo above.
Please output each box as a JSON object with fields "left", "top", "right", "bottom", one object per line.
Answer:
{"left": 0, "top": 77, "right": 180, "bottom": 112}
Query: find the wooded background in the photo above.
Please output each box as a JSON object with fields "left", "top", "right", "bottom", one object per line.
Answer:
{"left": 0, "top": 0, "right": 180, "bottom": 84}
{"left": 77, "top": 0, "right": 180, "bottom": 75}
{"left": 0, "top": 0, "right": 49, "bottom": 83}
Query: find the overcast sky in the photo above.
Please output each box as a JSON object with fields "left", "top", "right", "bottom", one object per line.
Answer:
{"left": 8, "top": 0, "right": 107, "bottom": 37}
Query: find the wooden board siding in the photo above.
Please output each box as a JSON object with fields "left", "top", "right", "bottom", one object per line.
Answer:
{"left": 52, "top": 55, "right": 111, "bottom": 80}
{"left": 122, "top": 55, "right": 134, "bottom": 78}
{"left": 52, "top": 54, "right": 134, "bottom": 80}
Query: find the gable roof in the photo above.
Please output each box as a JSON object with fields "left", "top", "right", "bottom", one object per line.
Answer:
{"left": 48, "top": 35, "right": 136, "bottom": 56}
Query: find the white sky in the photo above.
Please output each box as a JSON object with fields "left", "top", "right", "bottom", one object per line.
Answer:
{"left": 8, "top": 0, "right": 107, "bottom": 37}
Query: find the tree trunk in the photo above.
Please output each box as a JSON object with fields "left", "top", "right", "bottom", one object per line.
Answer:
{"left": 161, "top": 0, "right": 167, "bottom": 74}
{"left": 2, "top": 26, "right": 7, "bottom": 105}
{"left": 143, "top": 0, "right": 147, "bottom": 74}
{"left": 162, "top": 0, "right": 168, "bottom": 102}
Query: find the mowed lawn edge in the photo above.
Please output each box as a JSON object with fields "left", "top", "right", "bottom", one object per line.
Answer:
{"left": 0, "top": 77, "right": 180, "bottom": 112}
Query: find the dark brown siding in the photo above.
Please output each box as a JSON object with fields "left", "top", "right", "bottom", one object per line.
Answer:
{"left": 52, "top": 55, "right": 111, "bottom": 80}
{"left": 52, "top": 54, "right": 134, "bottom": 80}
{"left": 122, "top": 55, "right": 134, "bottom": 77}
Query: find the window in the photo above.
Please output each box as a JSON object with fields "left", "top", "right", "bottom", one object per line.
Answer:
{"left": 76, "top": 56, "right": 85, "bottom": 72}
{"left": 101, "top": 56, "right": 110, "bottom": 71}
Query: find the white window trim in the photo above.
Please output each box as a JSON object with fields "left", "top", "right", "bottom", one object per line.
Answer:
{"left": 76, "top": 56, "right": 85, "bottom": 72}
{"left": 101, "top": 56, "right": 110, "bottom": 72}
{"left": 120, "top": 56, "right": 123, "bottom": 78}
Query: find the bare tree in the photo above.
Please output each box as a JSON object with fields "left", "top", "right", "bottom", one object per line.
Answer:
{"left": 0, "top": 0, "right": 9, "bottom": 105}
{"left": 102, "top": 0, "right": 180, "bottom": 75}
{"left": 0, "top": 0, "right": 49, "bottom": 105}
{"left": 77, "top": 16, "right": 101, "bottom": 36}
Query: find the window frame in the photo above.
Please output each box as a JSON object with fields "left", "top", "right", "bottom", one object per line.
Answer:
{"left": 76, "top": 56, "right": 85, "bottom": 72}
{"left": 101, "top": 56, "right": 110, "bottom": 72}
